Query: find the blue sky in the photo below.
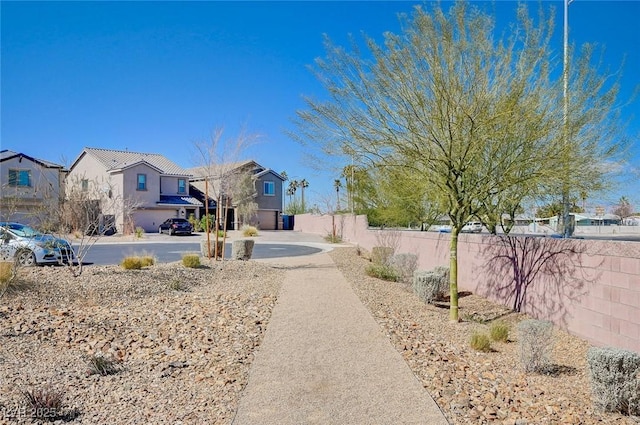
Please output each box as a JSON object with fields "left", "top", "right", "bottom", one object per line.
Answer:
{"left": 2, "top": 1, "right": 638, "bottom": 212}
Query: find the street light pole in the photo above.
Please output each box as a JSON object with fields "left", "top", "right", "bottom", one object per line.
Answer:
{"left": 561, "top": 0, "right": 573, "bottom": 238}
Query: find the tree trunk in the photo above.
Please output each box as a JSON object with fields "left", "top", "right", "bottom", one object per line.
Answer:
{"left": 449, "top": 230, "right": 460, "bottom": 322}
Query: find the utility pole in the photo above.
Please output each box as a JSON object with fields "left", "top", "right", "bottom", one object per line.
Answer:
{"left": 561, "top": 0, "right": 574, "bottom": 238}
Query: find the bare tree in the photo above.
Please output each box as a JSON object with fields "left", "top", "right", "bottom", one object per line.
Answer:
{"left": 612, "top": 196, "right": 633, "bottom": 222}
{"left": 192, "top": 126, "right": 259, "bottom": 260}
{"left": 58, "top": 175, "right": 143, "bottom": 276}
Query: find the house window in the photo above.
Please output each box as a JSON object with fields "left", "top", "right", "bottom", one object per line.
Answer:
{"left": 8, "top": 169, "right": 31, "bottom": 187}
{"left": 178, "top": 178, "right": 186, "bottom": 194}
{"left": 81, "top": 179, "right": 89, "bottom": 192}
{"left": 263, "top": 181, "right": 275, "bottom": 196}
{"left": 137, "top": 174, "right": 147, "bottom": 191}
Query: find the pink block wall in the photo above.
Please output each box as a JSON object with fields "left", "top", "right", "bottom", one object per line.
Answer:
{"left": 294, "top": 213, "right": 640, "bottom": 353}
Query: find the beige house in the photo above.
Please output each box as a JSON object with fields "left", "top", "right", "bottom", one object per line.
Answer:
{"left": 68, "top": 147, "right": 202, "bottom": 233}
{"left": 0, "top": 150, "right": 67, "bottom": 226}
{"left": 189, "top": 160, "right": 285, "bottom": 230}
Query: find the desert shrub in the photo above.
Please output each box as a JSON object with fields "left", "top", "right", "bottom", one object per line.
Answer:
{"left": 134, "top": 226, "right": 145, "bottom": 238}
{"left": 518, "top": 319, "right": 554, "bottom": 373}
{"left": 182, "top": 254, "right": 201, "bottom": 268}
{"left": 587, "top": 347, "right": 640, "bottom": 415}
{"left": 365, "top": 263, "right": 400, "bottom": 282}
{"left": 490, "top": 321, "right": 510, "bottom": 342}
{"left": 232, "top": 239, "right": 255, "bottom": 260}
{"left": 86, "top": 354, "right": 120, "bottom": 376}
{"left": 324, "top": 233, "right": 342, "bottom": 243}
{"left": 200, "top": 239, "right": 224, "bottom": 259}
{"left": 241, "top": 225, "right": 259, "bottom": 237}
{"left": 412, "top": 266, "right": 449, "bottom": 304}
{"left": 370, "top": 246, "right": 394, "bottom": 265}
{"left": 139, "top": 255, "right": 155, "bottom": 267}
{"left": 188, "top": 214, "right": 202, "bottom": 232}
{"left": 0, "top": 261, "right": 16, "bottom": 288}
{"left": 168, "top": 279, "right": 188, "bottom": 291}
{"left": 121, "top": 256, "right": 142, "bottom": 270}
{"left": 390, "top": 253, "right": 418, "bottom": 283}
{"left": 22, "top": 385, "right": 66, "bottom": 419}
{"left": 470, "top": 331, "right": 492, "bottom": 352}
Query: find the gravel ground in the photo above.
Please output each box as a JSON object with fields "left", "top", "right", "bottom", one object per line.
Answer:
{"left": 329, "top": 247, "right": 639, "bottom": 425}
{"left": 0, "top": 260, "right": 283, "bottom": 424}
{"left": 2, "top": 247, "right": 638, "bottom": 425}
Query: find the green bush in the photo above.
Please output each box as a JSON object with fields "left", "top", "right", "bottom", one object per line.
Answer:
{"left": 490, "top": 321, "right": 510, "bottom": 342}
{"left": 470, "top": 331, "right": 492, "bottom": 352}
{"left": 182, "top": 254, "right": 201, "bottom": 268}
{"left": 121, "top": 256, "right": 142, "bottom": 270}
{"left": 365, "top": 263, "right": 400, "bottom": 282}
{"left": 587, "top": 347, "right": 640, "bottom": 415}
{"left": 242, "top": 225, "right": 259, "bottom": 237}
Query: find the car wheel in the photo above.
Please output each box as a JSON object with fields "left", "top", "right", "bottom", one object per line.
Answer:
{"left": 16, "top": 249, "right": 36, "bottom": 267}
{"left": 159, "top": 227, "right": 163, "bottom": 234}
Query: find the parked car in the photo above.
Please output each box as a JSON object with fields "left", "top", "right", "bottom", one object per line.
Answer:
{"left": 158, "top": 218, "right": 193, "bottom": 235}
{"left": 0, "top": 222, "right": 76, "bottom": 266}
{"left": 461, "top": 221, "right": 483, "bottom": 233}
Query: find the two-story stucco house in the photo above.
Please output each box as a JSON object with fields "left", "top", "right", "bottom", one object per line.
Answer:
{"left": 68, "top": 147, "right": 202, "bottom": 233}
{"left": 189, "top": 160, "right": 286, "bottom": 230}
{"left": 0, "top": 150, "right": 67, "bottom": 226}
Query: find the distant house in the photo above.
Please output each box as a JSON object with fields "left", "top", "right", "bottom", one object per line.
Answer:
{"left": 68, "top": 147, "right": 202, "bottom": 233}
{"left": 188, "top": 160, "right": 286, "bottom": 230}
{"left": 0, "top": 150, "right": 67, "bottom": 226}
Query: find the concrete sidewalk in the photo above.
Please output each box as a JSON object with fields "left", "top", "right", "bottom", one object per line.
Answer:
{"left": 233, "top": 251, "right": 449, "bottom": 425}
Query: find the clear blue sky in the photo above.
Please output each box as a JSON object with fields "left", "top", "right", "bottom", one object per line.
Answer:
{"left": 2, "top": 1, "right": 638, "bottom": 212}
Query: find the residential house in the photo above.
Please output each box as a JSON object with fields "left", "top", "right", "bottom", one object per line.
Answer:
{"left": 68, "top": 147, "right": 202, "bottom": 233}
{"left": 0, "top": 150, "right": 67, "bottom": 226}
{"left": 189, "top": 160, "right": 285, "bottom": 230}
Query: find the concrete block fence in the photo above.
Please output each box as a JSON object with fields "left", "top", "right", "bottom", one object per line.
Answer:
{"left": 294, "top": 213, "right": 640, "bottom": 353}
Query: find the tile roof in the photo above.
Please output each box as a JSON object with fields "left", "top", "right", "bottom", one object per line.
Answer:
{"left": 80, "top": 147, "right": 190, "bottom": 176}
{"left": 157, "top": 195, "right": 203, "bottom": 207}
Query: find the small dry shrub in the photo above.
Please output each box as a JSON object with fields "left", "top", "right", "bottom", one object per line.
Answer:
{"left": 0, "top": 261, "right": 15, "bottom": 282}
{"left": 518, "top": 319, "right": 554, "bottom": 373}
{"left": 490, "top": 321, "right": 510, "bottom": 342}
{"left": 182, "top": 254, "right": 201, "bottom": 268}
{"left": 168, "top": 279, "right": 187, "bottom": 291}
{"left": 587, "top": 347, "right": 640, "bottom": 416}
{"left": 370, "top": 246, "right": 394, "bottom": 265}
{"left": 412, "top": 266, "right": 449, "bottom": 304}
{"left": 134, "top": 226, "right": 145, "bottom": 238}
{"left": 22, "top": 385, "right": 66, "bottom": 420}
{"left": 365, "top": 263, "right": 399, "bottom": 282}
{"left": 241, "top": 225, "right": 259, "bottom": 237}
{"left": 121, "top": 256, "right": 142, "bottom": 270}
{"left": 470, "top": 331, "right": 492, "bottom": 352}
{"left": 390, "top": 253, "right": 418, "bottom": 283}
{"left": 86, "top": 354, "right": 120, "bottom": 376}
{"left": 139, "top": 255, "right": 155, "bottom": 267}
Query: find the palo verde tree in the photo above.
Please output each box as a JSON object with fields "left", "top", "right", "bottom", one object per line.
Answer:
{"left": 293, "top": 2, "right": 627, "bottom": 321}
